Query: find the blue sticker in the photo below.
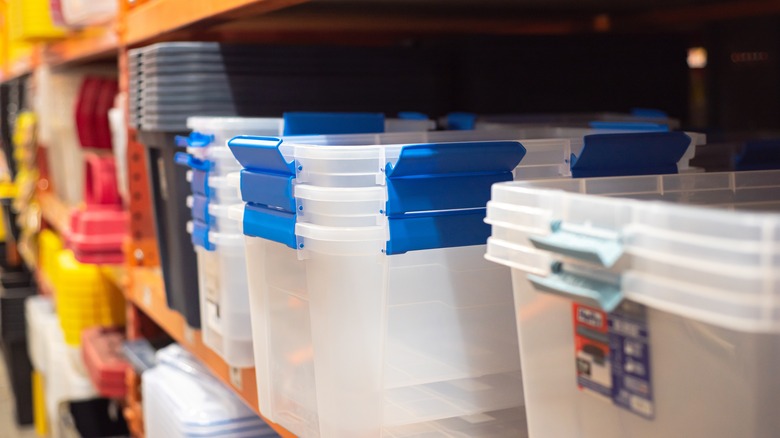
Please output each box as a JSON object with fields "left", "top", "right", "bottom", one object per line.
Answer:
{"left": 609, "top": 301, "right": 654, "bottom": 419}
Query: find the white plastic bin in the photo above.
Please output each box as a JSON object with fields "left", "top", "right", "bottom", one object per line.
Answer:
{"left": 230, "top": 128, "right": 701, "bottom": 189}
{"left": 194, "top": 231, "right": 253, "bottom": 368}
{"left": 484, "top": 169, "right": 780, "bottom": 438}
{"left": 232, "top": 207, "right": 525, "bottom": 438}
{"left": 30, "top": 300, "right": 96, "bottom": 436}
{"left": 142, "top": 344, "right": 277, "bottom": 438}
{"left": 184, "top": 115, "right": 436, "bottom": 176}
{"left": 228, "top": 127, "right": 705, "bottom": 438}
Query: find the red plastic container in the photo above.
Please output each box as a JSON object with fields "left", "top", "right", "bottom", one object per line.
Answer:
{"left": 84, "top": 154, "right": 120, "bottom": 206}
{"left": 76, "top": 77, "right": 118, "bottom": 150}
{"left": 81, "top": 327, "right": 128, "bottom": 399}
{"left": 67, "top": 153, "right": 127, "bottom": 264}
{"left": 68, "top": 208, "right": 127, "bottom": 264}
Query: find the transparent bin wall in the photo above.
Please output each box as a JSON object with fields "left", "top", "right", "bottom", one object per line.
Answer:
{"left": 510, "top": 269, "right": 780, "bottom": 438}
{"left": 246, "top": 237, "right": 523, "bottom": 437}
{"left": 196, "top": 243, "right": 254, "bottom": 368}
{"left": 246, "top": 237, "right": 320, "bottom": 438}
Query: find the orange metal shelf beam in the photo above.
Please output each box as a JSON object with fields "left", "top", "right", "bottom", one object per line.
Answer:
{"left": 42, "top": 23, "right": 119, "bottom": 66}
{"left": 126, "top": 267, "right": 296, "bottom": 438}
{"left": 122, "top": 0, "right": 308, "bottom": 45}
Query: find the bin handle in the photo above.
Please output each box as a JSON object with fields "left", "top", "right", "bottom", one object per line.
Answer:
{"left": 528, "top": 220, "right": 623, "bottom": 267}
{"left": 528, "top": 262, "right": 624, "bottom": 312}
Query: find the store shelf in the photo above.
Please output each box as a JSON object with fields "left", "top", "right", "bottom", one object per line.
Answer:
{"left": 42, "top": 24, "right": 118, "bottom": 66}
{"left": 126, "top": 267, "right": 296, "bottom": 438}
{"left": 38, "top": 191, "right": 71, "bottom": 237}
{"left": 122, "top": 0, "right": 308, "bottom": 45}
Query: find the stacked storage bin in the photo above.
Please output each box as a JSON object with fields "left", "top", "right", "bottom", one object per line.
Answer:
{"left": 129, "top": 42, "right": 451, "bottom": 329}
{"left": 52, "top": 249, "right": 125, "bottom": 345}
{"left": 180, "top": 114, "right": 435, "bottom": 367}
{"left": 142, "top": 344, "right": 279, "bottom": 438}
{"left": 26, "top": 295, "right": 97, "bottom": 437}
{"left": 226, "top": 127, "right": 698, "bottom": 437}
{"left": 81, "top": 327, "right": 129, "bottom": 399}
{"left": 66, "top": 153, "right": 128, "bottom": 264}
{"left": 0, "top": 278, "right": 36, "bottom": 425}
{"left": 484, "top": 169, "right": 780, "bottom": 438}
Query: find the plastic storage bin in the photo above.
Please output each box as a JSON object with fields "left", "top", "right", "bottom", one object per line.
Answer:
{"left": 484, "top": 169, "right": 780, "bottom": 438}
{"left": 26, "top": 295, "right": 96, "bottom": 432}
{"left": 66, "top": 153, "right": 128, "bottom": 264}
{"left": 81, "top": 327, "right": 128, "bottom": 399}
{"left": 192, "top": 229, "right": 253, "bottom": 367}
{"left": 227, "top": 126, "right": 701, "bottom": 437}
{"left": 50, "top": 0, "right": 118, "bottom": 27}
{"left": 52, "top": 250, "right": 126, "bottom": 345}
{"left": 142, "top": 344, "right": 279, "bottom": 438}
{"left": 7, "top": 0, "right": 67, "bottom": 41}
{"left": 129, "top": 43, "right": 453, "bottom": 132}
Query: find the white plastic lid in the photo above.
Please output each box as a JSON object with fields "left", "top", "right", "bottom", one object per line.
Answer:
{"left": 186, "top": 116, "right": 285, "bottom": 133}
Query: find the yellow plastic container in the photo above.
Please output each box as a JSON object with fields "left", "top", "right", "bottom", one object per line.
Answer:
{"left": 38, "top": 229, "right": 63, "bottom": 283}
{"left": 6, "top": 0, "right": 66, "bottom": 42}
{"left": 53, "top": 250, "right": 125, "bottom": 345}
{"left": 33, "top": 370, "right": 48, "bottom": 436}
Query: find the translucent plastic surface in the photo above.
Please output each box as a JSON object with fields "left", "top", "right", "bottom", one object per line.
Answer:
{"left": 485, "top": 169, "right": 780, "bottom": 438}
{"left": 245, "top": 236, "right": 523, "bottom": 437}
{"left": 196, "top": 234, "right": 254, "bottom": 368}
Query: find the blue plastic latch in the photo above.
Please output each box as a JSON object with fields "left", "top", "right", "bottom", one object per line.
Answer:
{"left": 588, "top": 121, "right": 669, "bottom": 132}
{"left": 571, "top": 132, "right": 690, "bottom": 178}
{"left": 386, "top": 141, "right": 526, "bottom": 177}
{"left": 242, "top": 203, "right": 297, "bottom": 249}
{"left": 527, "top": 265, "right": 623, "bottom": 312}
{"left": 185, "top": 132, "right": 216, "bottom": 148}
{"left": 190, "top": 169, "right": 208, "bottom": 197}
{"left": 386, "top": 209, "right": 490, "bottom": 255}
{"left": 397, "top": 112, "right": 428, "bottom": 120}
{"left": 239, "top": 170, "right": 296, "bottom": 212}
{"left": 282, "top": 112, "right": 385, "bottom": 136}
{"left": 528, "top": 221, "right": 623, "bottom": 267}
{"left": 735, "top": 139, "right": 780, "bottom": 171}
{"left": 630, "top": 108, "right": 669, "bottom": 118}
{"left": 227, "top": 136, "right": 295, "bottom": 175}
{"left": 190, "top": 194, "right": 209, "bottom": 224}
{"left": 385, "top": 141, "right": 525, "bottom": 215}
{"left": 191, "top": 220, "right": 214, "bottom": 251}
{"left": 174, "top": 152, "right": 211, "bottom": 171}
{"left": 446, "top": 112, "right": 477, "bottom": 130}
{"left": 174, "top": 135, "right": 189, "bottom": 147}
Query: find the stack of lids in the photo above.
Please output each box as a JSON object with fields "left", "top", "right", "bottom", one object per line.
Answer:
{"left": 142, "top": 344, "right": 279, "bottom": 438}
{"left": 52, "top": 250, "right": 126, "bottom": 345}
{"left": 128, "top": 42, "right": 453, "bottom": 132}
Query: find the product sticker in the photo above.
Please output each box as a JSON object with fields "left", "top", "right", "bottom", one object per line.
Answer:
{"left": 572, "top": 301, "right": 654, "bottom": 419}
{"left": 204, "top": 263, "right": 223, "bottom": 334}
{"left": 609, "top": 301, "right": 654, "bottom": 419}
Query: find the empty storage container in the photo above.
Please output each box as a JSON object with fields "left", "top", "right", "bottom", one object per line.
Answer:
{"left": 142, "top": 344, "right": 279, "bottom": 438}
{"left": 227, "top": 127, "right": 699, "bottom": 437}
{"left": 484, "top": 169, "right": 780, "bottom": 438}
{"left": 180, "top": 114, "right": 434, "bottom": 361}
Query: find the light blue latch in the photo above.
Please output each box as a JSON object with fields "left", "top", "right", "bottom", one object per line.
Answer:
{"left": 527, "top": 262, "right": 624, "bottom": 312}
{"left": 528, "top": 220, "right": 623, "bottom": 267}
{"left": 527, "top": 220, "right": 625, "bottom": 311}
